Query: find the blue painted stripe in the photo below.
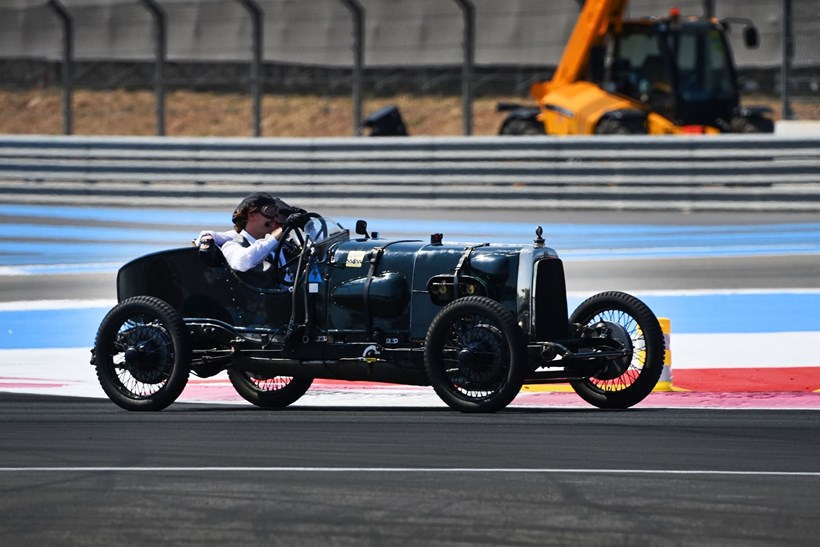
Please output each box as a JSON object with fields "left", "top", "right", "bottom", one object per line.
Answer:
{"left": 3, "top": 203, "right": 819, "bottom": 242}
{"left": 2, "top": 292, "right": 817, "bottom": 350}
{"left": 2, "top": 205, "right": 819, "bottom": 273}
{"left": 0, "top": 307, "right": 109, "bottom": 350}
{"left": 0, "top": 204, "right": 227, "bottom": 227}
{"left": 3, "top": 222, "right": 820, "bottom": 268}
{"left": 4, "top": 203, "right": 820, "bottom": 246}
{"left": 0, "top": 241, "right": 174, "bottom": 266}
{"left": 1, "top": 224, "right": 190, "bottom": 242}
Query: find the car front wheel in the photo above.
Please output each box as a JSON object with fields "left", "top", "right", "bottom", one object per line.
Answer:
{"left": 569, "top": 291, "right": 664, "bottom": 409}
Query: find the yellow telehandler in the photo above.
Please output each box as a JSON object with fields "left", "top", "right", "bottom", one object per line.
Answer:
{"left": 498, "top": 0, "right": 773, "bottom": 135}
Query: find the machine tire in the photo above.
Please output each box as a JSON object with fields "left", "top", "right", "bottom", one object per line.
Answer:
{"left": 500, "top": 118, "right": 544, "bottom": 135}
{"left": 731, "top": 116, "right": 774, "bottom": 133}
{"left": 595, "top": 117, "right": 646, "bottom": 135}
{"left": 93, "top": 296, "right": 190, "bottom": 411}
{"left": 568, "top": 291, "right": 664, "bottom": 409}
{"left": 228, "top": 369, "right": 313, "bottom": 408}
{"left": 425, "top": 296, "right": 527, "bottom": 413}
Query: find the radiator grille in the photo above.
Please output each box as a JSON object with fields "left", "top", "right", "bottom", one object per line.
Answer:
{"left": 534, "top": 259, "right": 569, "bottom": 341}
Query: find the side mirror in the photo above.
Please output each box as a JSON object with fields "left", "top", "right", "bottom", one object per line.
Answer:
{"left": 355, "top": 220, "right": 369, "bottom": 238}
{"left": 744, "top": 26, "right": 759, "bottom": 48}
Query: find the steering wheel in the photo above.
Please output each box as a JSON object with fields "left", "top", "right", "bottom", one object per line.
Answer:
{"left": 270, "top": 213, "right": 324, "bottom": 287}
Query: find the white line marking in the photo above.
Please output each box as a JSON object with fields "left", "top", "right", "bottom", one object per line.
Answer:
{"left": 0, "top": 299, "right": 115, "bottom": 311}
{"left": 0, "top": 263, "right": 119, "bottom": 277}
{"left": 0, "top": 467, "right": 818, "bottom": 477}
{"left": 673, "top": 332, "right": 820, "bottom": 368}
{"left": 567, "top": 288, "right": 820, "bottom": 297}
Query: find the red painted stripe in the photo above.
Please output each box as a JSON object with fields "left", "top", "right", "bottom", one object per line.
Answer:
{"left": 672, "top": 367, "right": 820, "bottom": 392}
{"left": 513, "top": 391, "right": 820, "bottom": 409}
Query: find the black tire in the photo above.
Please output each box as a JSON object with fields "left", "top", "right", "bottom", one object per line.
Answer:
{"left": 568, "top": 291, "right": 664, "bottom": 409}
{"left": 500, "top": 118, "right": 544, "bottom": 135}
{"left": 93, "top": 296, "right": 190, "bottom": 411}
{"left": 425, "top": 296, "right": 528, "bottom": 413}
{"left": 227, "top": 369, "right": 313, "bottom": 408}
{"left": 595, "top": 117, "right": 646, "bottom": 135}
{"left": 731, "top": 116, "right": 774, "bottom": 133}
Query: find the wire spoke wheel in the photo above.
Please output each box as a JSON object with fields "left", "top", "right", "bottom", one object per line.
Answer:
{"left": 569, "top": 291, "right": 664, "bottom": 409}
{"left": 441, "top": 315, "right": 509, "bottom": 398}
{"left": 94, "top": 296, "right": 190, "bottom": 411}
{"left": 426, "top": 296, "right": 527, "bottom": 413}
{"left": 586, "top": 310, "right": 643, "bottom": 390}
{"left": 228, "top": 368, "right": 313, "bottom": 408}
{"left": 113, "top": 320, "right": 174, "bottom": 396}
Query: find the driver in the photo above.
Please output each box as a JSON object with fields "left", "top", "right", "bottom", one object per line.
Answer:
{"left": 195, "top": 192, "right": 306, "bottom": 273}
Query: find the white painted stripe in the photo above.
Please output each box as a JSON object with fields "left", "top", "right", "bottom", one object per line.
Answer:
{"left": 673, "top": 332, "right": 820, "bottom": 369}
{"left": 567, "top": 288, "right": 820, "bottom": 298}
{"left": 0, "top": 467, "right": 818, "bottom": 477}
{"left": 0, "top": 299, "right": 115, "bottom": 311}
{"left": 562, "top": 245, "right": 820, "bottom": 257}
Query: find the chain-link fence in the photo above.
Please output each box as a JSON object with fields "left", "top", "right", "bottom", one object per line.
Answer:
{"left": 0, "top": 0, "right": 816, "bottom": 136}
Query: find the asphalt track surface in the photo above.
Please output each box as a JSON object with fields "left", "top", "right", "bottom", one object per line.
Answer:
{"left": 2, "top": 393, "right": 820, "bottom": 546}
{"left": 2, "top": 208, "right": 820, "bottom": 545}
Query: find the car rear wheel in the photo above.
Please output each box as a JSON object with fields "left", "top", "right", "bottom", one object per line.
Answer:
{"left": 93, "top": 296, "right": 190, "bottom": 411}
{"left": 227, "top": 369, "right": 313, "bottom": 408}
{"left": 568, "top": 291, "right": 664, "bottom": 409}
{"left": 425, "top": 296, "right": 527, "bottom": 413}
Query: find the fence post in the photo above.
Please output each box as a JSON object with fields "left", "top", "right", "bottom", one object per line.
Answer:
{"left": 781, "top": 0, "right": 795, "bottom": 120}
{"left": 454, "top": 0, "right": 475, "bottom": 136}
{"left": 340, "top": 0, "right": 364, "bottom": 136}
{"left": 702, "top": 0, "right": 715, "bottom": 17}
{"left": 48, "top": 0, "right": 73, "bottom": 135}
{"left": 140, "top": 0, "right": 167, "bottom": 136}
{"left": 238, "top": 0, "right": 263, "bottom": 137}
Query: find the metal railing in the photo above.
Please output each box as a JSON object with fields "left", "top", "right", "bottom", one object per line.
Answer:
{"left": 1, "top": 134, "right": 818, "bottom": 212}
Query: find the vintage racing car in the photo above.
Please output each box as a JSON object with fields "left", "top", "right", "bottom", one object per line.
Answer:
{"left": 92, "top": 214, "right": 665, "bottom": 413}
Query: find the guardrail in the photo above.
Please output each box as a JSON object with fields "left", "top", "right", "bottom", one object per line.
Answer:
{"left": 1, "top": 134, "right": 819, "bottom": 211}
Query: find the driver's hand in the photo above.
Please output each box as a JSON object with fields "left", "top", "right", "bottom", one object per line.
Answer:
{"left": 284, "top": 212, "right": 310, "bottom": 229}
{"left": 198, "top": 235, "right": 214, "bottom": 249}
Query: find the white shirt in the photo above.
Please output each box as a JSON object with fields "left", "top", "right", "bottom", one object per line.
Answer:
{"left": 195, "top": 229, "right": 283, "bottom": 272}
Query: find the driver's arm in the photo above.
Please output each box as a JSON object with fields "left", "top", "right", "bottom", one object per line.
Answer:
{"left": 194, "top": 229, "right": 235, "bottom": 247}
{"left": 220, "top": 229, "right": 284, "bottom": 272}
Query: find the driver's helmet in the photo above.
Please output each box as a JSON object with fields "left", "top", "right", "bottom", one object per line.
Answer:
{"left": 231, "top": 192, "right": 301, "bottom": 231}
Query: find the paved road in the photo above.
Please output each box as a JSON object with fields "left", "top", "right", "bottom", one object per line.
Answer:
{"left": 1, "top": 393, "right": 818, "bottom": 546}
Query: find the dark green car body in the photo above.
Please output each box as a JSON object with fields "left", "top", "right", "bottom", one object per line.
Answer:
{"left": 98, "top": 216, "right": 663, "bottom": 412}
